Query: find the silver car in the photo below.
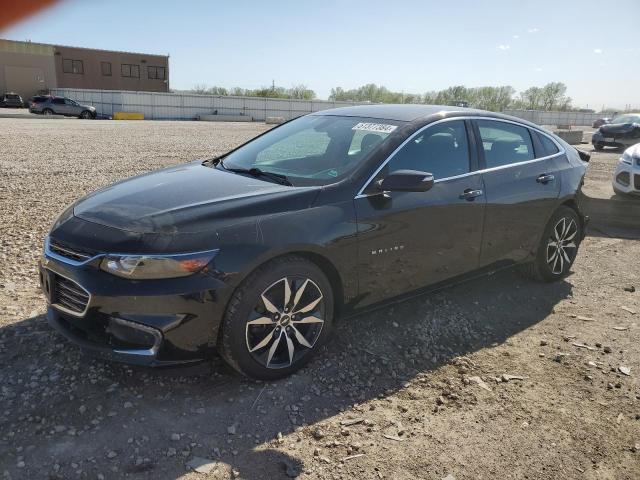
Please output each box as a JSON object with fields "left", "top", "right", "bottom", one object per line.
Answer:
{"left": 29, "top": 96, "right": 96, "bottom": 119}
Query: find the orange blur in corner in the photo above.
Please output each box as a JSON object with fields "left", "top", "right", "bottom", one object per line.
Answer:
{"left": 0, "top": 0, "right": 59, "bottom": 31}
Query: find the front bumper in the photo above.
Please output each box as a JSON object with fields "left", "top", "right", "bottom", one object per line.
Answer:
{"left": 612, "top": 159, "right": 640, "bottom": 196}
{"left": 592, "top": 131, "right": 638, "bottom": 149}
{"left": 40, "top": 240, "right": 231, "bottom": 367}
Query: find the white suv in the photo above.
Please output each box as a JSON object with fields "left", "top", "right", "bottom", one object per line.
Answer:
{"left": 613, "top": 143, "right": 640, "bottom": 196}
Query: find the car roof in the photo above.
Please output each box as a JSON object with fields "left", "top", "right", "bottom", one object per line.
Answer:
{"left": 312, "top": 103, "right": 514, "bottom": 123}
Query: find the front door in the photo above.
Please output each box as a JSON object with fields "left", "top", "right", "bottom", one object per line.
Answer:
{"left": 354, "top": 119, "right": 485, "bottom": 307}
{"left": 473, "top": 119, "right": 561, "bottom": 266}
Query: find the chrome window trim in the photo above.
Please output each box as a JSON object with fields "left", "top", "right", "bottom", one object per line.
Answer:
{"left": 354, "top": 116, "right": 566, "bottom": 199}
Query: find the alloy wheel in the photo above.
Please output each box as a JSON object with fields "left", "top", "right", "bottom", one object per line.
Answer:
{"left": 546, "top": 217, "right": 578, "bottom": 275}
{"left": 245, "top": 277, "right": 325, "bottom": 369}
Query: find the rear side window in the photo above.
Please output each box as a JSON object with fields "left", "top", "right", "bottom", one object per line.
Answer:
{"left": 52, "top": 98, "right": 64, "bottom": 105}
{"left": 386, "top": 120, "right": 470, "bottom": 180}
{"left": 535, "top": 131, "right": 560, "bottom": 157}
{"left": 477, "top": 120, "right": 534, "bottom": 169}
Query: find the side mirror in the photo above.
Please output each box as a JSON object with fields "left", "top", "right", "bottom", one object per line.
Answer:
{"left": 378, "top": 170, "right": 435, "bottom": 193}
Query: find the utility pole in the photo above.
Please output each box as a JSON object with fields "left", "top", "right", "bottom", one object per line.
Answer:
{"left": 271, "top": 79, "right": 275, "bottom": 92}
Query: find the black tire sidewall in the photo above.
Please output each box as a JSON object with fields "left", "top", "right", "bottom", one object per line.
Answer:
{"left": 535, "top": 206, "right": 581, "bottom": 281}
{"left": 220, "top": 256, "right": 334, "bottom": 380}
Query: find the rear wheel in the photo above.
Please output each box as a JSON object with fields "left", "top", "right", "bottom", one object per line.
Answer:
{"left": 219, "top": 255, "right": 334, "bottom": 380}
{"left": 43, "top": 108, "right": 54, "bottom": 116}
{"left": 593, "top": 143, "right": 604, "bottom": 151}
{"left": 521, "top": 206, "right": 582, "bottom": 282}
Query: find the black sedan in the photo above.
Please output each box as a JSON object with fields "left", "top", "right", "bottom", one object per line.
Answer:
{"left": 592, "top": 113, "right": 640, "bottom": 150}
{"left": 40, "top": 105, "right": 589, "bottom": 380}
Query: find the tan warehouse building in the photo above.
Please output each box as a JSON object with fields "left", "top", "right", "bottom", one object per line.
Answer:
{"left": 0, "top": 39, "right": 169, "bottom": 100}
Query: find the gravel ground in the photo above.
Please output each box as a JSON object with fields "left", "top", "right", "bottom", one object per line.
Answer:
{"left": 1, "top": 118, "right": 639, "bottom": 480}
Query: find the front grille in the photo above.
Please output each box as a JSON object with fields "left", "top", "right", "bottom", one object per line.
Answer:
{"left": 634, "top": 174, "right": 640, "bottom": 191}
{"left": 49, "top": 239, "right": 94, "bottom": 262}
{"left": 53, "top": 274, "right": 90, "bottom": 315}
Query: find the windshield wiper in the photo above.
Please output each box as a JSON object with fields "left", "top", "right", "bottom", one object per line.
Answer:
{"left": 220, "top": 160, "right": 292, "bottom": 186}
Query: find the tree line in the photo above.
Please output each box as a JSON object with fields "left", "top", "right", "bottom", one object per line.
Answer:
{"left": 188, "top": 84, "right": 315, "bottom": 100}
{"left": 329, "top": 82, "right": 574, "bottom": 112}
{"left": 185, "top": 81, "right": 580, "bottom": 112}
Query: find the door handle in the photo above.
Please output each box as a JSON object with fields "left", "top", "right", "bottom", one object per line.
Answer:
{"left": 459, "top": 188, "right": 483, "bottom": 201}
{"left": 536, "top": 173, "right": 555, "bottom": 184}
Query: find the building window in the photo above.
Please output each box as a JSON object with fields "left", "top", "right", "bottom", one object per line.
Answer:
{"left": 121, "top": 64, "right": 140, "bottom": 78}
{"left": 147, "top": 66, "right": 166, "bottom": 80}
{"left": 101, "top": 62, "right": 112, "bottom": 76}
{"left": 62, "top": 59, "right": 84, "bottom": 74}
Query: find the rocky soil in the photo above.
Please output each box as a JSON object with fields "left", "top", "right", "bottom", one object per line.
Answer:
{"left": 0, "top": 118, "right": 638, "bottom": 479}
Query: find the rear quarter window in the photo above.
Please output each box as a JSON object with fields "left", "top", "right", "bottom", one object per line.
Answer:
{"left": 535, "top": 131, "right": 560, "bottom": 157}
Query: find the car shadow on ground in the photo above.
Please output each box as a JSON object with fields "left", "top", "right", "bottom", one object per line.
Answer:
{"left": 0, "top": 268, "right": 573, "bottom": 479}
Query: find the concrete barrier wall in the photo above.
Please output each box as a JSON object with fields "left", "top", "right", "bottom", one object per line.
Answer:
{"left": 51, "top": 88, "right": 368, "bottom": 120}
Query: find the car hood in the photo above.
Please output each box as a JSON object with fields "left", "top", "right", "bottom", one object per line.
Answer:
{"left": 73, "top": 161, "right": 320, "bottom": 234}
{"left": 623, "top": 143, "right": 640, "bottom": 158}
{"left": 599, "top": 123, "right": 639, "bottom": 135}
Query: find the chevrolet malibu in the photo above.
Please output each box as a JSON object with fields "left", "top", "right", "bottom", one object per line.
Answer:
{"left": 40, "top": 105, "right": 589, "bottom": 380}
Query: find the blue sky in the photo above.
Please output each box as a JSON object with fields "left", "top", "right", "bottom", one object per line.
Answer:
{"left": 3, "top": 0, "right": 639, "bottom": 109}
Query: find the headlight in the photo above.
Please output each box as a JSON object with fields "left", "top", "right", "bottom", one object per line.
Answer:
{"left": 620, "top": 152, "right": 633, "bottom": 165}
{"left": 100, "top": 250, "right": 219, "bottom": 279}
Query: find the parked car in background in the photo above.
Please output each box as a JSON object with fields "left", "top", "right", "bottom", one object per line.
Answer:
{"left": 40, "top": 105, "right": 589, "bottom": 380}
{"left": 29, "top": 96, "right": 96, "bottom": 119}
{"left": 592, "top": 113, "right": 640, "bottom": 150}
{"left": 0, "top": 92, "right": 24, "bottom": 108}
{"left": 612, "top": 143, "right": 640, "bottom": 196}
{"left": 592, "top": 117, "right": 610, "bottom": 129}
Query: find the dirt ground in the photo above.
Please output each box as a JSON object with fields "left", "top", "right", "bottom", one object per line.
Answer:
{"left": 0, "top": 118, "right": 638, "bottom": 480}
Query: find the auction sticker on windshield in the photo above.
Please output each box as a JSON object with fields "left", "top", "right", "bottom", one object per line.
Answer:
{"left": 352, "top": 122, "right": 398, "bottom": 134}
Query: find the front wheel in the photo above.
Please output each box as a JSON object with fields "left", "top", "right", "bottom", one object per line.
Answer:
{"left": 219, "top": 256, "right": 334, "bottom": 380}
{"left": 593, "top": 143, "right": 604, "bottom": 151}
{"left": 521, "top": 206, "right": 582, "bottom": 282}
{"left": 79, "top": 110, "right": 93, "bottom": 119}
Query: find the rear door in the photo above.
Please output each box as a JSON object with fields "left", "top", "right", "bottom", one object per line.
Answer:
{"left": 354, "top": 119, "right": 485, "bottom": 306}
{"left": 51, "top": 98, "right": 67, "bottom": 115}
{"left": 473, "top": 119, "right": 561, "bottom": 266}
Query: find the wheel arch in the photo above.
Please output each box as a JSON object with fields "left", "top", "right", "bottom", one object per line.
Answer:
{"left": 214, "top": 247, "right": 346, "bottom": 346}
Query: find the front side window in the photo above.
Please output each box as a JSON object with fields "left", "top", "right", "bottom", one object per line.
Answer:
{"left": 477, "top": 120, "right": 534, "bottom": 169}
{"left": 217, "top": 115, "right": 401, "bottom": 186}
{"left": 611, "top": 114, "right": 640, "bottom": 125}
{"left": 384, "top": 120, "right": 470, "bottom": 180}
{"left": 64, "top": 98, "right": 78, "bottom": 106}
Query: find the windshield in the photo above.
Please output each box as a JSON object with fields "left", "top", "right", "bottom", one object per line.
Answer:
{"left": 217, "top": 115, "right": 403, "bottom": 186}
{"left": 611, "top": 114, "right": 640, "bottom": 125}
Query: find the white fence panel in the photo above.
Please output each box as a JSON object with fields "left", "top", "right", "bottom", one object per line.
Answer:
{"left": 49, "top": 89, "right": 606, "bottom": 126}
{"left": 50, "top": 88, "right": 368, "bottom": 120}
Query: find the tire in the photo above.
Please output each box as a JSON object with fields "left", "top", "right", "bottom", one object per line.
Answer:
{"left": 219, "top": 255, "right": 334, "bottom": 380}
{"left": 43, "top": 108, "right": 53, "bottom": 116}
{"left": 79, "top": 110, "right": 92, "bottom": 119}
{"left": 521, "top": 206, "right": 582, "bottom": 282}
{"left": 593, "top": 143, "right": 604, "bottom": 151}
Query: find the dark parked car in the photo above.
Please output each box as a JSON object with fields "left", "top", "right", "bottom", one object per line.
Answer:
{"left": 0, "top": 92, "right": 24, "bottom": 108}
{"left": 592, "top": 113, "right": 640, "bottom": 150}
{"left": 40, "top": 105, "right": 589, "bottom": 380}
{"left": 29, "top": 96, "right": 96, "bottom": 118}
{"left": 592, "top": 117, "right": 610, "bottom": 129}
